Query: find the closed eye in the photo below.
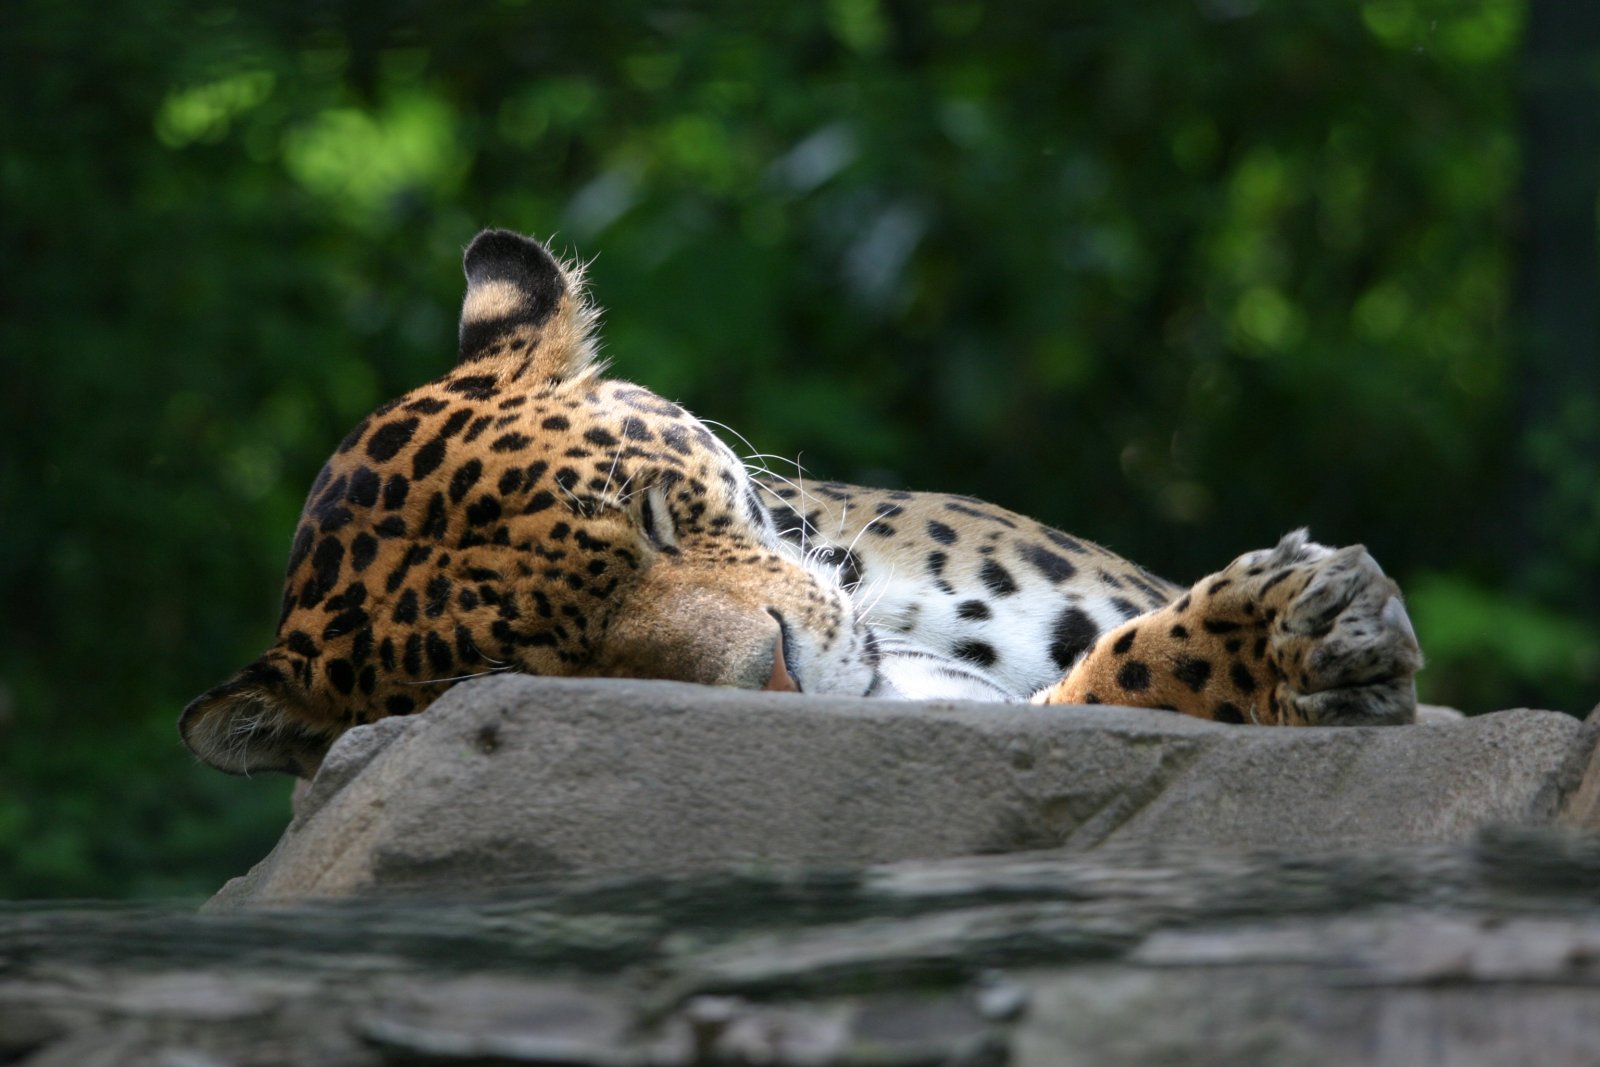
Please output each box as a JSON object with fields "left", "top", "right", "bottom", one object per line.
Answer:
{"left": 638, "top": 484, "right": 678, "bottom": 549}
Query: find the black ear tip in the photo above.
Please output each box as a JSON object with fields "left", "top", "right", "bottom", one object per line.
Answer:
{"left": 462, "top": 229, "right": 559, "bottom": 286}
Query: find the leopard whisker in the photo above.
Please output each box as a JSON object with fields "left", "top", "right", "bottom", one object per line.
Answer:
{"left": 609, "top": 465, "right": 642, "bottom": 504}
{"left": 740, "top": 452, "right": 810, "bottom": 481}
{"left": 700, "top": 418, "right": 767, "bottom": 467}
{"left": 744, "top": 463, "right": 812, "bottom": 507}
{"left": 839, "top": 507, "right": 881, "bottom": 560}
{"left": 555, "top": 479, "right": 588, "bottom": 512}
{"left": 698, "top": 418, "right": 815, "bottom": 504}
{"left": 403, "top": 665, "right": 515, "bottom": 687}
{"left": 738, "top": 453, "right": 820, "bottom": 560}
{"left": 598, "top": 443, "right": 625, "bottom": 499}
{"left": 852, "top": 566, "right": 897, "bottom": 624}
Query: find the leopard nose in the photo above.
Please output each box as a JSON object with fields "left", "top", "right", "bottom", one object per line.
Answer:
{"left": 763, "top": 609, "right": 803, "bottom": 693}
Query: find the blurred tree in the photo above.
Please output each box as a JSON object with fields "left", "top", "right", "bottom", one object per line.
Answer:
{"left": 0, "top": 0, "right": 1593, "bottom": 898}
{"left": 1506, "top": 0, "right": 1600, "bottom": 606}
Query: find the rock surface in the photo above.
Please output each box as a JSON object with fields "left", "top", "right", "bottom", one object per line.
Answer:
{"left": 11, "top": 831, "right": 1600, "bottom": 1066}
{"left": 13, "top": 681, "right": 1600, "bottom": 1064}
{"left": 212, "top": 676, "right": 1598, "bottom": 907}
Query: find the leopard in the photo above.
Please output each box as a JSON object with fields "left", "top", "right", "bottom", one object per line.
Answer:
{"left": 180, "top": 228, "right": 1424, "bottom": 778}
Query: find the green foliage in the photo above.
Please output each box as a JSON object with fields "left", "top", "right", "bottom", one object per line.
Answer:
{"left": 1409, "top": 576, "right": 1600, "bottom": 713}
{"left": 1, "top": 0, "right": 1594, "bottom": 898}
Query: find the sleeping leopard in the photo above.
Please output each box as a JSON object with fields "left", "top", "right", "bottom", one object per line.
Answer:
{"left": 181, "top": 229, "right": 1424, "bottom": 777}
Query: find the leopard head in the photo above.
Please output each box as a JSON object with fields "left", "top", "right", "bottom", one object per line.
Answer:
{"left": 181, "top": 230, "right": 878, "bottom": 777}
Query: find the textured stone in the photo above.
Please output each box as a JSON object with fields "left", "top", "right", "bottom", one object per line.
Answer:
{"left": 1552, "top": 707, "right": 1600, "bottom": 830}
{"left": 209, "top": 676, "right": 1589, "bottom": 907}
{"left": 13, "top": 835, "right": 1600, "bottom": 1066}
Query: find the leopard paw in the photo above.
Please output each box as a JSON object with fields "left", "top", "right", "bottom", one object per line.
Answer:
{"left": 1244, "top": 530, "right": 1423, "bottom": 726}
{"left": 1035, "top": 530, "right": 1422, "bottom": 726}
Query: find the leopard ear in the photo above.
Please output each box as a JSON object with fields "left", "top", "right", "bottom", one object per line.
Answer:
{"left": 179, "top": 656, "right": 328, "bottom": 778}
{"left": 457, "top": 229, "right": 600, "bottom": 381}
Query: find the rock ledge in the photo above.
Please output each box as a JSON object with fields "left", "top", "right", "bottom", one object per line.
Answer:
{"left": 212, "top": 676, "right": 1598, "bottom": 907}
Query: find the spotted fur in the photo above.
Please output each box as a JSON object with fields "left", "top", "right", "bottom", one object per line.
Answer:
{"left": 1032, "top": 531, "right": 1421, "bottom": 725}
{"left": 181, "top": 229, "right": 1423, "bottom": 778}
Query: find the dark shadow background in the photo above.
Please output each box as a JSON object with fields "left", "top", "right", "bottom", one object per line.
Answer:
{"left": 2, "top": 0, "right": 1597, "bottom": 897}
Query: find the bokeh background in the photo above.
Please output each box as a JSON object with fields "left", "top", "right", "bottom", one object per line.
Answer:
{"left": 3, "top": 0, "right": 1597, "bottom": 898}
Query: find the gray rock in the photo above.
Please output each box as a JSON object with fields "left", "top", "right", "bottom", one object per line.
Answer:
{"left": 15, "top": 833, "right": 1600, "bottom": 1066}
{"left": 209, "top": 676, "right": 1594, "bottom": 907}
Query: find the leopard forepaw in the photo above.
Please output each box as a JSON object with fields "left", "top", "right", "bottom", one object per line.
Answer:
{"left": 1032, "top": 530, "right": 1423, "bottom": 727}
{"left": 1260, "top": 537, "right": 1423, "bottom": 726}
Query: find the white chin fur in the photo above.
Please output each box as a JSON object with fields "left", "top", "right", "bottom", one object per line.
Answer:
{"left": 870, "top": 634, "right": 1020, "bottom": 703}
